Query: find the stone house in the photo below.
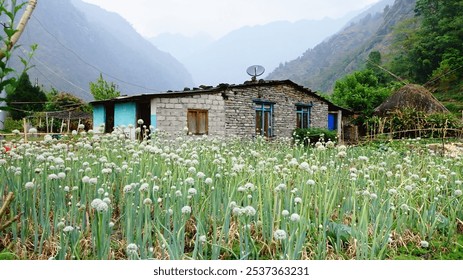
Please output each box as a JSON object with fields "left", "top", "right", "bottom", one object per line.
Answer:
{"left": 90, "top": 80, "right": 351, "bottom": 140}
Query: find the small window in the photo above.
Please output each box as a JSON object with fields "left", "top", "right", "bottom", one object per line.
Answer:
{"left": 187, "top": 109, "right": 208, "bottom": 135}
{"left": 254, "top": 100, "right": 274, "bottom": 137}
{"left": 296, "top": 103, "right": 312, "bottom": 129}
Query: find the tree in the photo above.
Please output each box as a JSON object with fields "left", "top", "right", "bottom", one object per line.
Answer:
{"left": 331, "top": 69, "right": 393, "bottom": 122}
{"left": 388, "top": 18, "right": 421, "bottom": 81}
{"left": 89, "top": 73, "right": 121, "bottom": 101}
{"left": 409, "top": 0, "right": 463, "bottom": 84}
{"left": 388, "top": 0, "right": 463, "bottom": 87}
{"left": 0, "top": 0, "right": 38, "bottom": 111}
{"left": 5, "top": 72, "right": 47, "bottom": 120}
{"left": 45, "top": 91, "right": 90, "bottom": 113}
{"left": 40, "top": 91, "right": 90, "bottom": 133}
{"left": 366, "top": 51, "right": 391, "bottom": 85}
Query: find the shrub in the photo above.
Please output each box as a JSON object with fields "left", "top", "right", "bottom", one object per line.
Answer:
{"left": 2, "top": 117, "right": 23, "bottom": 133}
{"left": 426, "top": 113, "right": 461, "bottom": 129}
{"left": 366, "top": 110, "right": 462, "bottom": 139}
{"left": 292, "top": 128, "right": 337, "bottom": 146}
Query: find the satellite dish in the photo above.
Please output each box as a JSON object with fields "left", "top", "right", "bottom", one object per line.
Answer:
{"left": 246, "top": 65, "right": 265, "bottom": 81}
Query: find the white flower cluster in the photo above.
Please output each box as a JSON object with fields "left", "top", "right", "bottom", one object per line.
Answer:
{"left": 306, "top": 179, "right": 316, "bottom": 186}
{"left": 244, "top": 182, "right": 255, "bottom": 191}
{"left": 63, "top": 225, "right": 74, "bottom": 233}
{"left": 24, "top": 181, "right": 35, "bottom": 190}
{"left": 299, "top": 162, "right": 310, "bottom": 171}
{"left": 454, "top": 189, "right": 462, "bottom": 197}
{"left": 91, "top": 198, "right": 109, "bottom": 212}
{"left": 275, "top": 183, "right": 286, "bottom": 192}
{"left": 199, "top": 235, "right": 207, "bottom": 243}
{"left": 290, "top": 213, "right": 301, "bottom": 222}
{"left": 139, "top": 183, "right": 149, "bottom": 192}
{"left": 181, "top": 205, "right": 192, "bottom": 214}
{"left": 57, "top": 221, "right": 65, "bottom": 229}
{"left": 400, "top": 204, "right": 410, "bottom": 212}
{"left": 126, "top": 243, "right": 138, "bottom": 255}
{"left": 184, "top": 177, "right": 195, "bottom": 186}
{"left": 232, "top": 205, "right": 257, "bottom": 217}
{"left": 420, "top": 240, "right": 429, "bottom": 248}
{"left": 315, "top": 142, "right": 326, "bottom": 151}
{"left": 123, "top": 185, "right": 133, "bottom": 193}
{"left": 273, "top": 229, "right": 287, "bottom": 240}
{"left": 81, "top": 176, "right": 97, "bottom": 185}
{"left": 188, "top": 188, "right": 197, "bottom": 195}
{"left": 337, "top": 145, "right": 347, "bottom": 158}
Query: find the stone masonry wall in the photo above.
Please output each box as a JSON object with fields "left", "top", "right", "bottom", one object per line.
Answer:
{"left": 222, "top": 84, "right": 328, "bottom": 138}
{"left": 151, "top": 93, "right": 226, "bottom": 137}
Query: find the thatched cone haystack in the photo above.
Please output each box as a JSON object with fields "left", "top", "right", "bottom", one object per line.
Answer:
{"left": 374, "top": 84, "right": 449, "bottom": 116}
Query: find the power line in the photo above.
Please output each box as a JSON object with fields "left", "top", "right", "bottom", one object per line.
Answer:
{"left": 10, "top": 101, "right": 85, "bottom": 108}
{"left": 365, "top": 58, "right": 407, "bottom": 85}
{"left": 21, "top": 46, "right": 93, "bottom": 95}
{"left": 24, "top": 23, "right": 62, "bottom": 90}
{"left": 6, "top": 105, "right": 83, "bottom": 114}
{"left": 24, "top": 29, "right": 87, "bottom": 94}
{"left": 423, "top": 64, "right": 463, "bottom": 87}
{"left": 31, "top": 14, "right": 163, "bottom": 93}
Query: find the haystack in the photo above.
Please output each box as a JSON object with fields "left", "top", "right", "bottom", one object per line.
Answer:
{"left": 374, "top": 84, "right": 449, "bottom": 116}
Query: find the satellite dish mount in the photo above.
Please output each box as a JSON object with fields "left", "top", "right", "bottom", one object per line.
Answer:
{"left": 246, "top": 65, "right": 265, "bottom": 82}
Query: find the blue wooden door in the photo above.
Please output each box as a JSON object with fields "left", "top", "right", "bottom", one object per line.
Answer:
{"left": 328, "top": 113, "right": 337, "bottom": 131}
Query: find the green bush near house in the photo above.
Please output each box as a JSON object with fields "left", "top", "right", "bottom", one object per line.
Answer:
{"left": 292, "top": 128, "right": 337, "bottom": 145}
{"left": 2, "top": 117, "right": 23, "bottom": 133}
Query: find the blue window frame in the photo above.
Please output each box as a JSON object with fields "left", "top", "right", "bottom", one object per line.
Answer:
{"left": 254, "top": 99, "right": 274, "bottom": 137}
{"left": 296, "top": 103, "right": 312, "bottom": 129}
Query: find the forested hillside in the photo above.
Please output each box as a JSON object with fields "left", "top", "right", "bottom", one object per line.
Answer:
{"left": 267, "top": 0, "right": 416, "bottom": 92}
{"left": 324, "top": 0, "right": 463, "bottom": 135}
{"left": 387, "top": 0, "right": 463, "bottom": 114}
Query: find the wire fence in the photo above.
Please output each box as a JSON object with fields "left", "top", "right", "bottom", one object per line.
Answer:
{"left": 363, "top": 128, "right": 463, "bottom": 141}
{"left": 0, "top": 117, "right": 92, "bottom": 142}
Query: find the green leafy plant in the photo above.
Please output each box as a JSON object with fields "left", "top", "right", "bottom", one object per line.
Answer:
{"left": 1, "top": 117, "right": 22, "bottom": 133}
{"left": 292, "top": 128, "right": 337, "bottom": 145}
{"left": 0, "top": 0, "right": 38, "bottom": 115}
{"left": 366, "top": 109, "right": 462, "bottom": 139}
{"left": 0, "top": 250, "right": 18, "bottom": 260}
{"left": 5, "top": 72, "right": 46, "bottom": 120}
{"left": 89, "top": 73, "right": 121, "bottom": 101}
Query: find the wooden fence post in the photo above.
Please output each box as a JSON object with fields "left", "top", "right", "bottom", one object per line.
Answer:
{"left": 46, "top": 112, "right": 49, "bottom": 133}
{"left": 23, "top": 118, "right": 27, "bottom": 143}
{"left": 67, "top": 111, "right": 71, "bottom": 133}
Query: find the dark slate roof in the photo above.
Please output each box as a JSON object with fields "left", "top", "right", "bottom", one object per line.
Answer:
{"left": 90, "top": 80, "right": 352, "bottom": 114}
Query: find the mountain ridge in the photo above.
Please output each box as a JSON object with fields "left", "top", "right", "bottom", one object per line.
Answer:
{"left": 13, "top": 0, "right": 193, "bottom": 101}
{"left": 266, "top": 0, "right": 415, "bottom": 93}
{"left": 150, "top": 15, "right": 360, "bottom": 86}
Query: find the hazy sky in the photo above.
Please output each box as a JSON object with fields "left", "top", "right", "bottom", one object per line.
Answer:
{"left": 81, "top": 0, "right": 381, "bottom": 39}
